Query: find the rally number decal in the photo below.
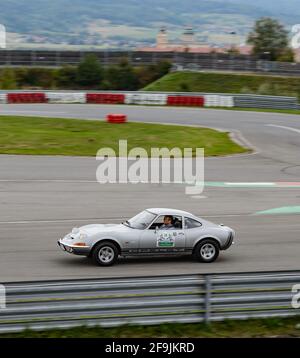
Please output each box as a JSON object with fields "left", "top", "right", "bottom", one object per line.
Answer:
{"left": 156, "top": 231, "right": 178, "bottom": 248}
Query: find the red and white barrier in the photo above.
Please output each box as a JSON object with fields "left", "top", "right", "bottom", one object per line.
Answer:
{"left": 7, "top": 92, "right": 47, "bottom": 104}
{"left": 204, "top": 95, "right": 234, "bottom": 108}
{"left": 106, "top": 114, "right": 127, "bottom": 123}
{"left": 167, "top": 95, "right": 205, "bottom": 107}
{"left": 125, "top": 93, "right": 167, "bottom": 105}
{"left": 46, "top": 92, "right": 86, "bottom": 104}
{"left": 87, "top": 93, "right": 125, "bottom": 104}
{"left": 0, "top": 94, "right": 7, "bottom": 104}
{"left": 0, "top": 91, "right": 234, "bottom": 108}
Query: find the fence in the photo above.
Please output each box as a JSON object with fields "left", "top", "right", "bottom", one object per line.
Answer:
{"left": 0, "top": 90, "right": 298, "bottom": 110}
{"left": 1, "top": 50, "right": 300, "bottom": 76}
{"left": 0, "top": 270, "right": 299, "bottom": 333}
{"left": 172, "top": 59, "right": 300, "bottom": 76}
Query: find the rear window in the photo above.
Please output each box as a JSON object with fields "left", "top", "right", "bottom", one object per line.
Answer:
{"left": 184, "top": 217, "right": 202, "bottom": 229}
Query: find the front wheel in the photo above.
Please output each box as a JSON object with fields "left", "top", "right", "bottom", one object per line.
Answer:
{"left": 92, "top": 241, "right": 119, "bottom": 266}
{"left": 193, "top": 239, "right": 219, "bottom": 263}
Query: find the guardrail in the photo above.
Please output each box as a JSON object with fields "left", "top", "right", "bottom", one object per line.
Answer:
{"left": 232, "top": 94, "right": 299, "bottom": 110}
{"left": 0, "top": 270, "right": 299, "bottom": 333}
{"left": 0, "top": 90, "right": 298, "bottom": 110}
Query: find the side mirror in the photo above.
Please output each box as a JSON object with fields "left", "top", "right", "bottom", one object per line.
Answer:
{"left": 155, "top": 226, "right": 159, "bottom": 233}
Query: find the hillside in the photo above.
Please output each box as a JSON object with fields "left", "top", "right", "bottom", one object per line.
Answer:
{"left": 143, "top": 72, "right": 300, "bottom": 98}
{"left": 0, "top": 0, "right": 299, "bottom": 48}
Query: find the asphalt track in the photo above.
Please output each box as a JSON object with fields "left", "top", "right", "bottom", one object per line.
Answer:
{"left": 0, "top": 104, "right": 300, "bottom": 282}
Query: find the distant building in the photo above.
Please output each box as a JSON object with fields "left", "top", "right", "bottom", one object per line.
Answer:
{"left": 138, "top": 26, "right": 252, "bottom": 55}
{"left": 138, "top": 27, "right": 300, "bottom": 63}
{"left": 180, "top": 26, "right": 196, "bottom": 45}
{"left": 157, "top": 27, "right": 168, "bottom": 47}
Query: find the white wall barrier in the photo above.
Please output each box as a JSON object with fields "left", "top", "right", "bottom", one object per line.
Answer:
{"left": 204, "top": 95, "right": 234, "bottom": 108}
{"left": 0, "top": 94, "right": 7, "bottom": 104}
{"left": 46, "top": 92, "right": 86, "bottom": 104}
{"left": 219, "top": 96, "right": 234, "bottom": 107}
{"left": 125, "top": 93, "right": 167, "bottom": 105}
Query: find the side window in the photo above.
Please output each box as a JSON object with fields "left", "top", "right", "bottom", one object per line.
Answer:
{"left": 148, "top": 216, "right": 164, "bottom": 230}
{"left": 172, "top": 216, "right": 182, "bottom": 229}
{"left": 148, "top": 215, "right": 183, "bottom": 230}
{"left": 184, "top": 217, "right": 202, "bottom": 229}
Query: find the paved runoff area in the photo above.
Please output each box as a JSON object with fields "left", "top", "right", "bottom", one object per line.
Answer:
{"left": 0, "top": 104, "right": 300, "bottom": 282}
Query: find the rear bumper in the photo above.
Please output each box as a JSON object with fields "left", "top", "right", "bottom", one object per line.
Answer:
{"left": 57, "top": 240, "right": 90, "bottom": 256}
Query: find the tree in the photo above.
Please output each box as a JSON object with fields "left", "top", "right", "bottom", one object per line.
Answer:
{"left": 247, "top": 17, "right": 293, "bottom": 61}
{"left": 76, "top": 54, "right": 103, "bottom": 87}
{"left": 134, "top": 66, "right": 154, "bottom": 89}
{"left": 277, "top": 48, "right": 295, "bottom": 63}
{"left": 0, "top": 68, "right": 17, "bottom": 89}
{"left": 153, "top": 61, "right": 172, "bottom": 79}
{"left": 105, "top": 60, "right": 139, "bottom": 90}
{"left": 227, "top": 46, "right": 240, "bottom": 55}
{"left": 56, "top": 66, "right": 77, "bottom": 88}
{"left": 21, "top": 68, "right": 56, "bottom": 88}
{"left": 135, "top": 61, "right": 171, "bottom": 88}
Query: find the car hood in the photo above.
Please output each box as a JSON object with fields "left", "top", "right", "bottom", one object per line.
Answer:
{"left": 79, "top": 223, "right": 122, "bottom": 236}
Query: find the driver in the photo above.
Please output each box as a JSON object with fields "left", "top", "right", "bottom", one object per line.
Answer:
{"left": 160, "top": 215, "right": 175, "bottom": 230}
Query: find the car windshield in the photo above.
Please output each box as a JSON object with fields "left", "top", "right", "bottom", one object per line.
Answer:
{"left": 125, "top": 210, "right": 156, "bottom": 230}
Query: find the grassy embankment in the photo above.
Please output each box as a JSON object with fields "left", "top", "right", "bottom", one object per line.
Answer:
{"left": 143, "top": 71, "right": 300, "bottom": 97}
{"left": 144, "top": 71, "right": 300, "bottom": 115}
{"left": 0, "top": 116, "right": 247, "bottom": 156}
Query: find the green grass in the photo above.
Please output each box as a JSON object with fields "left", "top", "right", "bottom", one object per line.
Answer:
{"left": 1, "top": 317, "right": 300, "bottom": 338}
{"left": 0, "top": 116, "right": 247, "bottom": 157}
{"left": 143, "top": 71, "right": 300, "bottom": 98}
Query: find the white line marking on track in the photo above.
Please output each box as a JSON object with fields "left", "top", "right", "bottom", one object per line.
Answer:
{"left": 225, "top": 182, "right": 275, "bottom": 186}
{"left": 0, "top": 219, "right": 118, "bottom": 224}
{"left": 0, "top": 179, "right": 96, "bottom": 183}
{"left": 0, "top": 110, "right": 67, "bottom": 114}
{"left": 0, "top": 213, "right": 252, "bottom": 224}
{"left": 136, "top": 120, "right": 260, "bottom": 158}
{"left": 266, "top": 124, "right": 300, "bottom": 134}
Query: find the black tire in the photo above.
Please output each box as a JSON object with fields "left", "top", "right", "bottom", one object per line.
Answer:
{"left": 193, "top": 239, "right": 219, "bottom": 263}
{"left": 92, "top": 241, "right": 119, "bottom": 266}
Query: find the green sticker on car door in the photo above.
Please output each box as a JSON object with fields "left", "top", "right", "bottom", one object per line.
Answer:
{"left": 156, "top": 231, "right": 177, "bottom": 247}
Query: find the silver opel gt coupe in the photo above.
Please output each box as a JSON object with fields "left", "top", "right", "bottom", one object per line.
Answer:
{"left": 58, "top": 208, "right": 235, "bottom": 266}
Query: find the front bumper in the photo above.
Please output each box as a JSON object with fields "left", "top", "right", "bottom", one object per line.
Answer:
{"left": 222, "top": 231, "right": 235, "bottom": 250}
{"left": 57, "top": 239, "right": 91, "bottom": 256}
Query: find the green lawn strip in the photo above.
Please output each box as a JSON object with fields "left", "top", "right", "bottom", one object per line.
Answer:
{"left": 143, "top": 71, "right": 300, "bottom": 97}
{"left": 1, "top": 316, "right": 299, "bottom": 338}
{"left": 0, "top": 116, "right": 247, "bottom": 157}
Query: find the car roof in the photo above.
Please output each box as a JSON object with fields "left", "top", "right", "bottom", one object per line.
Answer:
{"left": 146, "top": 208, "right": 196, "bottom": 218}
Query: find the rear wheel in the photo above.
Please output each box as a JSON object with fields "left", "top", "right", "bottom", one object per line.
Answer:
{"left": 92, "top": 241, "right": 119, "bottom": 266}
{"left": 194, "top": 239, "right": 219, "bottom": 263}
